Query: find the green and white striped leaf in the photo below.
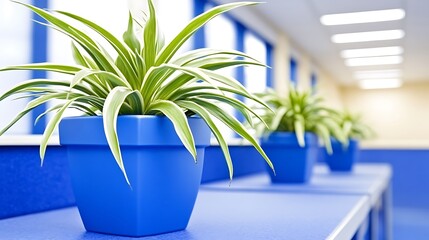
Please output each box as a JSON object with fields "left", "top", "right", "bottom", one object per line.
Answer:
{"left": 103, "top": 87, "right": 139, "bottom": 185}
{"left": 147, "top": 100, "right": 197, "bottom": 160}
{"left": 143, "top": 0, "right": 158, "bottom": 68}
{"left": 40, "top": 98, "right": 77, "bottom": 163}
{"left": 193, "top": 98, "right": 275, "bottom": 173}
{"left": 294, "top": 116, "right": 305, "bottom": 147}
{"left": 177, "top": 100, "right": 234, "bottom": 180}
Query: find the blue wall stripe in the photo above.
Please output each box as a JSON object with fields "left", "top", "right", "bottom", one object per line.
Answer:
{"left": 31, "top": 0, "right": 48, "bottom": 134}
{"left": 358, "top": 149, "right": 429, "bottom": 209}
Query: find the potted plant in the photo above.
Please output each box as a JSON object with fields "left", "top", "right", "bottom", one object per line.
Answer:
{"left": 253, "top": 87, "right": 346, "bottom": 183}
{"left": 0, "top": 1, "right": 274, "bottom": 237}
{"left": 325, "top": 111, "right": 374, "bottom": 172}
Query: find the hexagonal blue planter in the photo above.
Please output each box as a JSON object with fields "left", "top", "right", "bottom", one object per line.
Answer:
{"left": 325, "top": 139, "right": 359, "bottom": 172}
{"left": 59, "top": 116, "right": 211, "bottom": 237}
{"left": 261, "top": 132, "right": 318, "bottom": 183}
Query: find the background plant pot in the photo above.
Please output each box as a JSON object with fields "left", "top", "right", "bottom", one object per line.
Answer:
{"left": 59, "top": 116, "right": 211, "bottom": 237}
{"left": 261, "top": 132, "right": 318, "bottom": 183}
{"left": 0, "top": 140, "right": 74, "bottom": 219}
{"left": 202, "top": 141, "right": 266, "bottom": 183}
{"left": 325, "top": 139, "right": 359, "bottom": 172}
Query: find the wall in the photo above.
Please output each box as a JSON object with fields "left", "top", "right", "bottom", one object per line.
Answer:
{"left": 342, "top": 81, "right": 429, "bottom": 144}
{"left": 317, "top": 71, "right": 344, "bottom": 110}
{"left": 273, "top": 34, "right": 290, "bottom": 95}
{"left": 272, "top": 35, "right": 344, "bottom": 109}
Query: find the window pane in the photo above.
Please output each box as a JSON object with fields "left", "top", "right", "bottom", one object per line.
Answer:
{"left": 205, "top": 11, "right": 238, "bottom": 140}
{"left": 244, "top": 31, "right": 267, "bottom": 94}
{"left": 157, "top": 0, "right": 193, "bottom": 53}
{"left": 0, "top": 0, "right": 32, "bottom": 134}
{"left": 49, "top": 0, "right": 129, "bottom": 66}
{"left": 48, "top": 0, "right": 130, "bottom": 124}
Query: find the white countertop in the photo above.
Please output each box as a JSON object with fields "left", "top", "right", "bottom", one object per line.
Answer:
{"left": 0, "top": 135, "right": 60, "bottom": 146}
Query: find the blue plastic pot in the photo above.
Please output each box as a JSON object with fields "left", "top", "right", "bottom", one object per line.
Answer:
{"left": 325, "top": 139, "right": 359, "bottom": 172}
{"left": 59, "top": 116, "right": 211, "bottom": 237}
{"left": 261, "top": 132, "right": 318, "bottom": 183}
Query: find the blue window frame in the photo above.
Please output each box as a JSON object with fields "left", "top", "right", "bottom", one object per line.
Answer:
{"left": 290, "top": 57, "right": 298, "bottom": 86}
{"left": 31, "top": 0, "right": 49, "bottom": 134}
{"left": 266, "top": 43, "right": 273, "bottom": 88}
{"left": 193, "top": 0, "right": 206, "bottom": 49}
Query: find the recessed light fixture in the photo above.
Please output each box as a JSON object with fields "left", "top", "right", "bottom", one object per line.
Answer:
{"left": 341, "top": 46, "right": 403, "bottom": 58}
{"left": 321, "top": 9, "right": 405, "bottom": 26}
{"left": 332, "top": 30, "right": 405, "bottom": 43}
{"left": 354, "top": 69, "right": 402, "bottom": 79}
{"left": 359, "top": 78, "right": 402, "bottom": 89}
{"left": 345, "top": 56, "right": 403, "bottom": 67}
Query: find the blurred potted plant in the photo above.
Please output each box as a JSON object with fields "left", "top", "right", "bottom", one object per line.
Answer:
{"left": 0, "top": 1, "right": 274, "bottom": 237}
{"left": 253, "top": 87, "right": 346, "bottom": 183}
{"left": 326, "top": 111, "right": 374, "bottom": 172}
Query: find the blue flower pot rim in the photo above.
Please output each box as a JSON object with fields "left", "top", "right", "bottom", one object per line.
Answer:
{"left": 261, "top": 131, "right": 318, "bottom": 147}
{"left": 59, "top": 115, "right": 211, "bottom": 147}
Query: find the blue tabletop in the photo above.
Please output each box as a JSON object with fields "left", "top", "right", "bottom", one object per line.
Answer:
{"left": 203, "top": 163, "right": 391, "bottom": 206}
{"left": 0, "top": 189, "right": 370, "bottom": 240}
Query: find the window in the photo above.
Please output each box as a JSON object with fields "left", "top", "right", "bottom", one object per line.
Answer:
{"left": 0, "top": 0, "right": 33, "bottom": 134}
{"left": 49, "top": 0, "right": 129, "bottom": 66}
{"left": 47, "top": 0, "right": 131, "bottom": 133}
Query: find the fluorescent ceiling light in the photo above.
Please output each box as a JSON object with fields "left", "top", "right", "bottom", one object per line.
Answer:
{"left": 345, "top": 56, "right": 403, "bottom": 66}
{"left": 341, "top": 46, "right": 403, "bottom": 58}
{"left": 321, "top": 9, "right": 405, "bottom": 26}
{"left": 354, "top": 69, "right": 402, "bottom": 79}
{"left": 332, "top": 30, "right": 405, "bottom": 43}
{"left": 359, "top": 78, "right": 402, "bottom": 89}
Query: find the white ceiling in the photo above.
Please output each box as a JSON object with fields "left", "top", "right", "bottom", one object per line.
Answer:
{"left": 251, "top": 0, "right": 429, "bottom": 85}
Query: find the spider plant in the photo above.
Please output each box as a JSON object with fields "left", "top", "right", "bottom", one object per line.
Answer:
{"left": 253, "top": 87, "right": 347, "bottom": 154}
{"left": 0, "top": 0, "right": 274, "bottom": 184}
{"left": 333, "top": 111, "right": 374, "bottom": 140}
